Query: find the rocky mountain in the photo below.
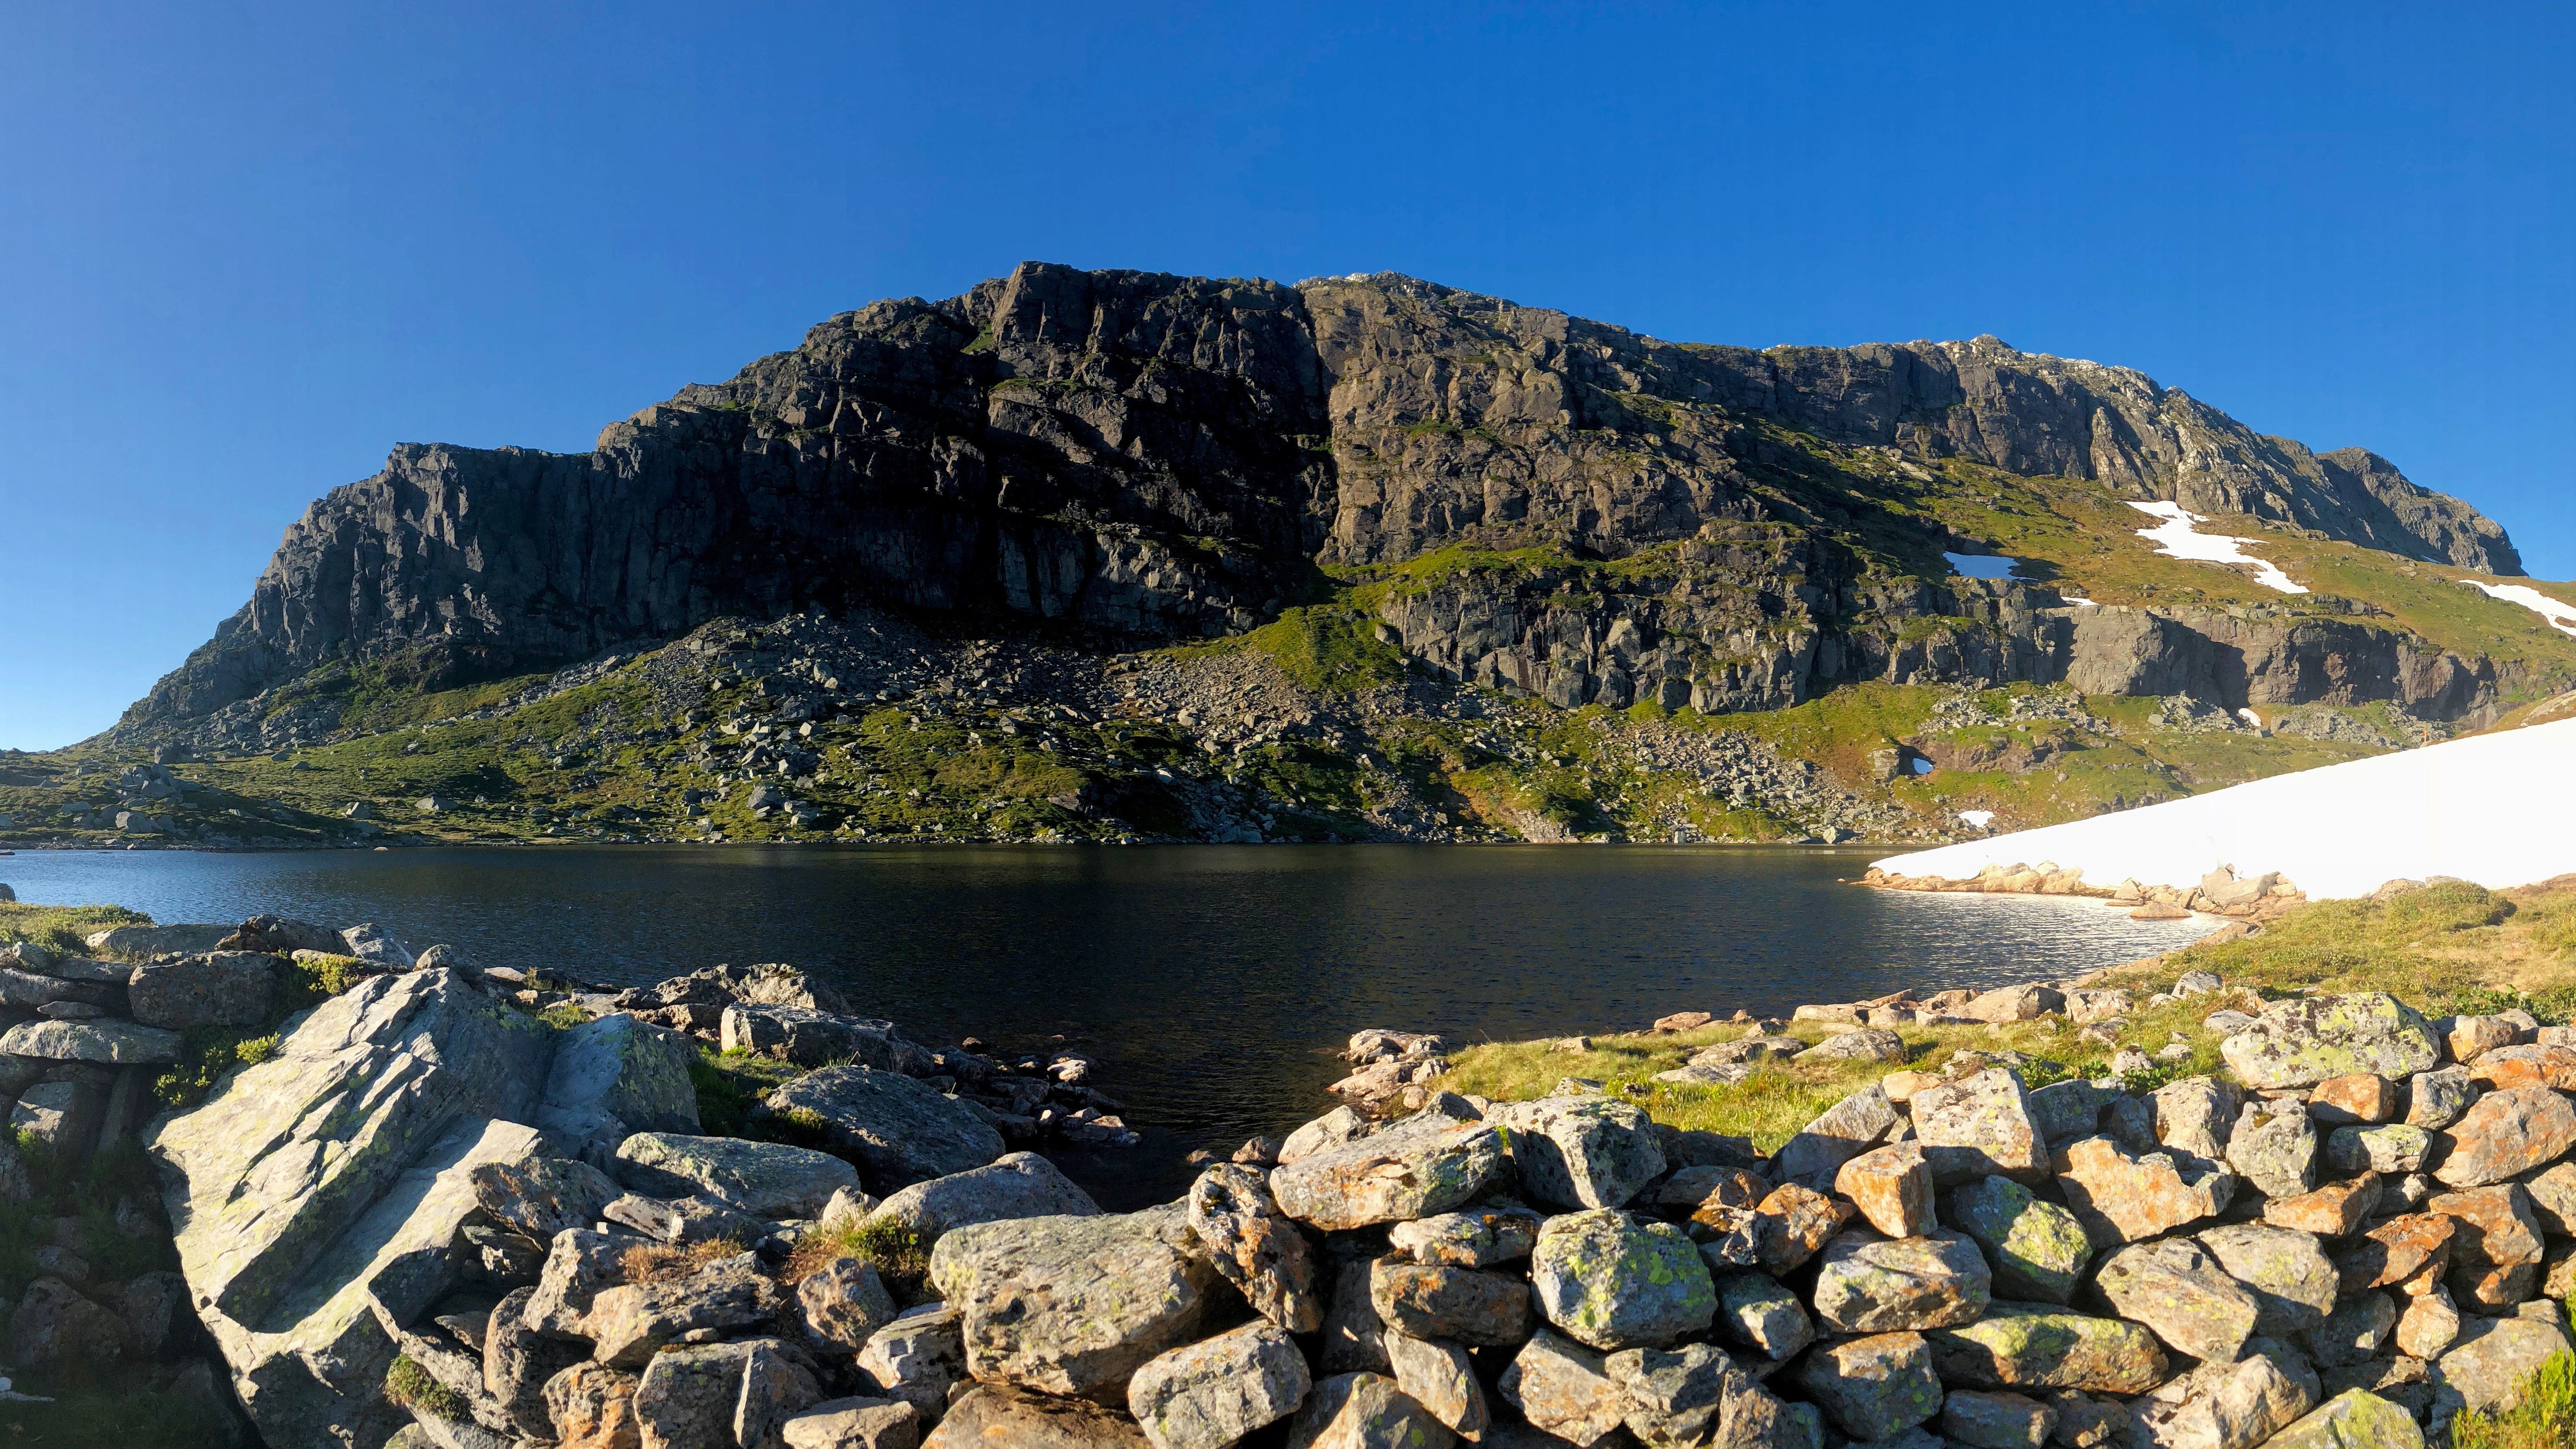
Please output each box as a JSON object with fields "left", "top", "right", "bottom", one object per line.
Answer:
{"left": 12, "top": 263, "right": 2571, "bottom": 852}
{"left": 125, "top": 263, "right": 2525, "bottom": 736}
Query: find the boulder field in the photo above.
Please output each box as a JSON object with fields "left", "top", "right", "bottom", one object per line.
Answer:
{"left": 0, "top": 915, "right": 2570, "bottom": 1446}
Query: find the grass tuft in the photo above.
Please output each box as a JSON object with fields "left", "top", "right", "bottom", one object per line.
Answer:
{"left": 380, "top": 1355, "right": 467, "bottom": 1419}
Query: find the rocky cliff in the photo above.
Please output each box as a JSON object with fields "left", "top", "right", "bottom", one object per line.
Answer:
{"left": 122, "top": 264, "right": 2530, "bottom": 739}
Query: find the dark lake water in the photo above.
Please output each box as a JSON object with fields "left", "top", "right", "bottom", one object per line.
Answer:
{"left": 0, "top": 845, "right": 2215, "bottom": 1206}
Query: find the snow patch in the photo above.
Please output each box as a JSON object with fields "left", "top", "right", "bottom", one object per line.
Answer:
{"left": 2237, "top": 708, "right": 2262, "bottom": 729}
{"left": 2127, "top": 502, "right": 2308, "bottom": 595}
{"left": 1958, "top": 810, "right": 1996, "bottom": 828}
{"left": 1874, "top": 717, "right": 2576, "bottom": 900}
{"left": 2459, "top": 578, "right": 2576, "bottom": 639}
{"left": 1943, "top": 552, "right": 2020, "bottom": 580}
{"left": 2061, "top": 596, "right": 2099, "bottom": 607}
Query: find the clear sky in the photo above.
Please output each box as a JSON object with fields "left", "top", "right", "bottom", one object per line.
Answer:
{"left": 2, "top": 3, "right": 2567, "bottom": 750}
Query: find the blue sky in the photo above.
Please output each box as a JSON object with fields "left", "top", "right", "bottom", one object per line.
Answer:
{"left": 2, "top": 2, "right": 2567, "bottom": 749}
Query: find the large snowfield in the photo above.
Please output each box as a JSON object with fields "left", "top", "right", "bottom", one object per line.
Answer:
{"left": 1873, "top": 715, "right": 2576, "bottom": 899}
{"left": 2127, "top": 501, "right": 2308, "bottom": 594}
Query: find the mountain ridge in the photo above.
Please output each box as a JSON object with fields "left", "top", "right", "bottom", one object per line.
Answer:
{"left": 118, "top": 262, "right": 2522, "bottom": 742}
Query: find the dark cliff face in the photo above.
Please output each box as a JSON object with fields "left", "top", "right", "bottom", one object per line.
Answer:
{"left": 125, "top": 263, "right": 2525, "bottom": 732}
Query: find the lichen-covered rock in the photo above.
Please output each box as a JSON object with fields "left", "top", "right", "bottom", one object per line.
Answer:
{"left": 1966, "top": 985, "right": 2064, "bottom": 1023}
{"left": 2433, "top": 1313, "right": 2574, "bottom": 1416}
{"left": 856, "top": 1303, "right": 965, "bottom": 1422}
{"left": 1318, "top": 1248, "right": 1391, "bottom": 1375}
{"left": 1499, "top": 1330, "right": 1625, "bottom": 1447}
{"left": 2466, "top": 1043, "right": 2576, "bottom": 1093}
{"left": 1607, "top": 1341, "right": 1802, "bottom": 1449}
{"left": 2394, "top": 1285, "right": 2463, "bottom": 1359}
{"left": 469, "top": 1157, "right": 622, "bottom": 1243}
{"left": 1926, "top": 1302, "right": 2170, "bottom": 1395}
{"left": 2260, "top": 1389, "right": 2424, "bottom": 1449}
{"left": 2195, "top": 1223, "right": 2339, "bottom": 1337}
{"left": 587, "top": 1252, "right": 785, "bottom": 1367}
{"left": 1798, "top": 1027, "right": 1906, "bottom": 1062}
{"left": 482, "top": 1285, "right": 584, "bottom": 1438}
{"left": 2263, "top": 1173, "right": 2381, "bottom": 1238}
{"left": 128, "top": 951, "right": 279, "bottom": 1029}
{"left": 535, "top": 1013, "right": 702, "bottom": 1163}
{"left": 1712, "top": 1271, "right": 1815, "bottom": 1362}
{"left": 2094, "top": 1238, "right": 2261, "bottom": 1364}
{"left": 929, "top": 1207, "right": 1224, "bottom": 1399}
{"left": 922, "top": 1384, "right": 1150, "bottom": 1448}
{"left": 1489, "top": 1094, "right": 1667, "bottom": 1211}
{"left": 2404, "top": 1068, "right": 2478, "bottom": 1131}
{"left": 2425, "top": 1184, "right": 2545, "bottom": 1309}
{"left": 2149, "top": 1077, "right": 2242, "bottom": 1168}
{"left": 2028, "top": 1080, "right": 2122, "bottom": 1144}
{"left": 1750, "top": 1182, "right": 1852, "bottom": 1274}
{"left": 798, "top": 1257, "right": 900, "bottom": 1354}
{"left": 870, "top": 1151, "right": 1099, "bottom": 1240}
{"left": 1946, "top": 1176, "right": 2093, "bottom": 1305}
{"left": 1383, "top": 1332, "right": 1484, "bottom": 1440}
{"left": 1529, "top": 1208, "right": 1715, "bottom": 1350}
{"left": 1810, "top": 1229, "right": 1992, "bottom": 1333}
{"left": 2324, "top": 1124, "right": 2432, "bottom": 1177}
{"left": 1942, "top": 1389, "right": 2057, "bottom": 1449}
{"left": 541, "top": 1362, "right": 641, "bottom": 1449}
{"left": 632, "top": 1340, "right": 756, "bottom": 1449}
{"left": 2124, "top": 1344, "right": 2318, "bottom": 1449}
{"left": 760, "top": 1065, "right": 1006, "bottom": 1192}
{"left": 2332, "top": 1214, "right": 2455, "bottom": 1295}
{"left": 528, "top": 1228, "right": 630, "bottom": 1337}
{"left": 1792, "top": 1330, "right": 1944, "bottom": 1441}
{"left": 1187, "top": 1163, "right": 1322, "bottom": 1333}
{"left": 1772, "top": 1084, "right": 1897, "bottom": 1189}
{"left": 614, "top": 1131, "right": 860, "bottom": 1217}
{"left": 2430, "top": 1087, "right": 2576, "bottom": 1187}
{"left": 2303, "top": 1291, "right": 2397, "bottom": 1369}
{"left": 1912, "top": 1070, "right": 2047, "bottom": 1185}
{"left": 1388, "top": 1204, "right": 1542, "bottom": 1267}
{"left": 2226, "top": 1098, "right": 2318, "bottom": 1200}
{"left": 1127, "top": 1321, "right": 1310, "bottom": 1449}
{"left": 1268, "top": 1115, "right": 1509, "bottom": 1231}
{"left": 1835, "top": 1141, "right": 1937, "bottom": 1238}
{"left": 2220, "top": 995, "right": 2442, "bottom": 1090}
{"left": 2051, "top": 1136, "right": 2235, "bottom": 1248}
{"left": 782, "top": 1397, "right": 920, "bottom": 1449}
{"left": 1369, "top": 1261, "right": 1531, "bottom": 1347}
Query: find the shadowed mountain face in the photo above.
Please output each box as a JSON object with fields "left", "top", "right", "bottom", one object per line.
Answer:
{"left": 122, "top": 263, "right": 2522, "bottom": 734}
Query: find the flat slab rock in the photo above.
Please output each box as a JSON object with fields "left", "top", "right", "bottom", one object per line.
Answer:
{"left": 2219, "top": 994, "right": 2442, "bottom": 1091}
{"left": 1268, "top": 1113, "right": 1509, "bottom": 1231}
{"left": 0, "top": 1018, "right": 182, "bottom": 1064}
{"left": 615, "top": 1131, "right": 859, "bottom": 1219}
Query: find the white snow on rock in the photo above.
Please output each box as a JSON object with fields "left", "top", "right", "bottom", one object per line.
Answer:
{"left": 2460, "top": 577, "right": 2576, "bottom": 639}
{"left": 1873, "top": 716, "right": 2576, "bottom": 900}
{"left": 1958, "top": 810, "right": 1996, "bottom": 828}
{"left": 1943, "top": 552, "right": 2020, "bottom": 580}
{"left": 2127, "top": 502, "right": 2308, "bottom": 595}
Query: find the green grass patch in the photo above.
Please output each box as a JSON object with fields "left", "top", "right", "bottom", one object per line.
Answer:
{"left": 690, "top": 1047, "right": 803, "bottom": 1137}
{"left": 2448, "top": 1305, "right": 2576, "bottom": 1448}
{"left": 0, "top": 902, "right": 152, "bottom": 955}
{"left": 381, "top": 1355, "right": 468, "bottom": 1419}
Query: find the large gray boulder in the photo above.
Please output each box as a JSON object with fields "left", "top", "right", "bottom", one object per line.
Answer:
{"left": 723, "top": 1004, "right": 922, "bottom": 1070}
{"left": 128, "top": 952, "right": 280, "bottom": 1029}
{"left": 1773, "top": 1085, "right": 1898, "bottom": 1189}
{"left": 929, "top": 1207, "right": 1225, "bottom": 1400}
{"left": 1127, "top": 1321, "right": 1311, "bottom": 1449}
{"left": 1911, "top": 1069, "right": 2047, "bottom": 1184}
{"left": 614, "top": 1131, "right": 860, "bottom": 1218}
{"left": 1809, "top": 1229, "right": 1992, "bottom": 1334}
{"left": 870, "top": 1151, "right": 1100, "bottom": 1241}
{"left": 1528, "top": 1208, "right": 1716, "bottom": 1351}
{"left": 1269, "top": 1114, "right": 1509, "bottom": 1231}
{"left": 1486, "top": 1094, "right": 1666, "bottom": 1210}
{"left": 2094, "top": 1238, "right": 2262, "bottom": 1365}
{"left": 535, "top": 1014, "right": 700, "bottom": 1164}
{"left": 0, "top": 1018, "right": 182, "bottom": 1064}
{"left": 2220, "top": 995, "right": 2442, "bottom": 1090}
{"left": 1946, "top": 1176, "right": 2093, "bottom": 1305}
{"left": 761, "top": 1065, "right": 1005, "bottom": 1191}
{"left": 2195, "top": 1223, "right": 2339, "bottom": 1338}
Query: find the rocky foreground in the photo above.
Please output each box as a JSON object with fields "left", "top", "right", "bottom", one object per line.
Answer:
{"left": 1, "top": 906, "right": 2573, "bottom": 1448}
